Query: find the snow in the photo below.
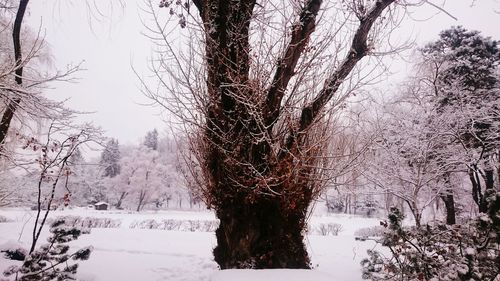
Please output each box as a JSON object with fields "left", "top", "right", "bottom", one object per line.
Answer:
{"left": 0, "top": 208, "right": 384, "bottom": 281}
{"left": 465, "top": 247, "right": 476, "bottom": 256}
{"left": 210, "top": 269, "right": 332, "bottom": 281}
{"left": 0, "top": 240, "right": 25, "bottom": 252}
{"left": 94, "top": 202, "right": 109, "bottom": 206}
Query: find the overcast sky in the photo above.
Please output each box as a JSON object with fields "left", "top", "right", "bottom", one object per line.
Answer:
{"left": 24, "top": 0, "right": 500, "bottom": 148}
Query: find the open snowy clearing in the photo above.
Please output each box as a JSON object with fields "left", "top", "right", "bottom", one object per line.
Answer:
{"left": 0, "top": 208, "right": 383, "bottom": 281}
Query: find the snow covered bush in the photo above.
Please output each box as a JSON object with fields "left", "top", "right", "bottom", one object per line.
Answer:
{"left": 161, "top": 219, "right": 183, "bottom": 231}
{"left": 0, "top": 241, "right": 26, "bottom": 261}
{"left": 313, "top": 223, "right": 343, "bottom": 236}
{"left": 129, "top": 219, "right": 162, "bottom": 229}
{"left": 354, "top": 226, "right": 385, "bottom": 239}
{"left": 2, "top": 217, "right": 93, "bottom": 281}
{"left": 129, "top": 218, "right": 219, "bottom": 232}
{"left": 47, "top": 216, "right": 121, "bottom": 229}
{"left": 361, "top": 191, "right": 499, "bottom": 281}
{"left": 0, "top": 215, "right": 10, "bottom": 223}
{"left": 185, "top": 220, "right": 219, "bottom": 232}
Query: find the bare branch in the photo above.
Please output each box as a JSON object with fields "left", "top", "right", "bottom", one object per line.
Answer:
{"left": 298, "top": 0, "right": 396, "bottom": 134}
{"left": 264, "top": 0, "right": 322, "bottom": 128}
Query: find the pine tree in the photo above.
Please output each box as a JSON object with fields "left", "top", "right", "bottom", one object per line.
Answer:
{"left": 422, "top": 26, "right": 499, "bottom": 97}
{"left": 143, "top": 129, "right": 159, "bottom": 151}
{"left": 68, "top": 147, "right": 84, "bottom": 166}
{"left": 100, "top": 138, "right": 121, "bottom": 178}
{"left": 422, "top": 26, "right": 500, "bottom": 213}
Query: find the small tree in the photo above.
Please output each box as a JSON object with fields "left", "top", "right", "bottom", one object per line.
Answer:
{"left": 16, "top": 121, "right": 102, "bottom": 253}
{"left": 144, "top": 129, "right": 159, "bottom": 151}
{"left": 100, "top": 138, "right": 121, "bottom": 178}
{"left": 113, "top": 145, "right": 168, "bottom": 211}
{"left": 366, "top": 104, "right": 449, "bottom": 227}
{"left": 3, "top": 217, "right": 93, "bottom": 281}
{"left": 1, "top": 121, "right": 101, "bottom": 281}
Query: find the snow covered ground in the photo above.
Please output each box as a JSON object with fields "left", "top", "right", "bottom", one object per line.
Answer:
{"left": 0, "top": 208, "right": 384, "bottom": 281}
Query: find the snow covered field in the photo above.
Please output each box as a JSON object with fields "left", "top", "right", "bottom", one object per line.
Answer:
{"left": 0, "top": 208, "right": 383, "bottom": 281}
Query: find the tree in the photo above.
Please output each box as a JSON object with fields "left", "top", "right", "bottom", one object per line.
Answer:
{"left": 1, "top": 0, "right": 127, "bottom": 150}
{"left": 365, "top": 90, "right": 460, "bottom": 227}
{"left": 0, "top": 169, "right": 19, "bottom": 206}
{"left": 144, "top": 128, "right": 159, "bottom": 150}
{"left": 3, "top": 217, "right": 93, "bottom": 281}
{"left": 100, "top": 138, "right": 121, "bottom": 178}
{"left": 11, "top": 120, "right": 102, "bottom": 253}
{"left": 116, "top": 146, "right": 167, "bottom": 211}
{"left": 0, "top": 0, "right": 30, "bottom": 146}
{"left": 421, "top": 26, "right": 500, "bottom": 213}
{"left": 319, "top": 107, "right": 378, "bottom": 216}
{"left": 144, "top": 0, "right": 421, "bottom": 268}
{"left": 0, "top": 1, "right": 80, "bottom": 153}
{"left": 62, "top": 149, "right": 110, "bottom": 206}
{"left": 107, "top": 146, "right": 137, "bottom": 209}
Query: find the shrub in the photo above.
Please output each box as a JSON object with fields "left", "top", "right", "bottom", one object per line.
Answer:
{"left": 361, "top": 191, "right": 499, "bottom": 281}
{"left": 129, "top": 219, "right": 219, "bottom": 232}
{"left": 2, "top": 217, "right": 93, "bottom": 281}
{"left": 354, "top": 226, "right": 385, "bottom": 239}
{"left": 47, "top": 216, "right": 121, "bottom": 229}
{"left": 311, "top": 223, "right": 343, "bottom": 236}
{"left": 0, "top": 215, "right": 11, "bottom": 223}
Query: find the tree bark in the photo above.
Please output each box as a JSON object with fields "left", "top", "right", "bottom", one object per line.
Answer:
{"left": 214, "top": 196, "right": 310, "bottom": 268}
{"left": 409, "top": 202, "right": 421, "bottom": 228}
{"left": 115, "top": 192, "right": 127, "bottom": 209}
{"left": 441, "top": 193, "right": 456, "bottom": 225}
{"left": 484, "top": 169, "right": 494, "bottom": 190}
{"left": 479, "top": 168, "right": 495, "bottom": 211}
{"left": 469, "top": 167, "right": 488, "bottom": 212}
{"left": 136, "top": 190, "right": 146, "bottom": 212}
{"left": 440, "top": 173, "right": 456, "bottom": 225}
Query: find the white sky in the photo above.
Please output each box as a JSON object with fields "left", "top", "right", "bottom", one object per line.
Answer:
{"left": 24, "top": 0, "right": 500, "bottom": 147}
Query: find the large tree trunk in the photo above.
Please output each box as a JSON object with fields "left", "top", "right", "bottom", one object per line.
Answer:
{"left": 441, "top": 193, "right": 456, "bottom": 225}
{"left": 205, "top": 136, "right": 314, "bottom": 268}
{"left": 484, "top": 169, "right": 494, "bottom": 190}
{"left": 214, "top": 199, "right": 310, "bottom": 268}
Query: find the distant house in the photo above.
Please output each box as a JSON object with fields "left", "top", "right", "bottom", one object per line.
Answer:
{"left": 94, "top": 202, "right": 109, "bottom": 211}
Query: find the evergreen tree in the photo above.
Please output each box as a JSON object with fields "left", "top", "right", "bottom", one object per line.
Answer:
{"left": 421, "top": 26, "right": 500, "bottom": 213}
{"left": 143, "top": 129, "right": 159, "bottom": 151}
{"left": 67, "top": 147, "right": 84, "bottom": 166}
{"left": 422, "top": 26, "right": 499, "bottom": 97}
{"left": 100, "top": 138, "right": 121, "bottom": 178}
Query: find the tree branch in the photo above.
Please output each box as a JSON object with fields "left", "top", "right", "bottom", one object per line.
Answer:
{"left": 298, "top": 0, "right": 395, "bottom": 134}
{"left": 12, "top": 0, "right": 29, "bottom": 82}
{"left": 263, "top": 0, "right": 322, "bottom": 128}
